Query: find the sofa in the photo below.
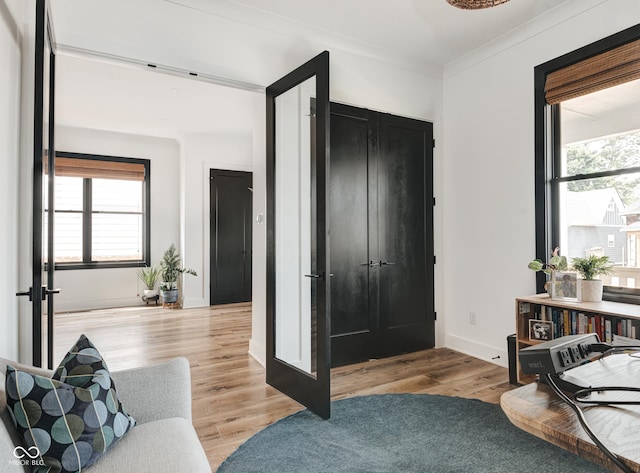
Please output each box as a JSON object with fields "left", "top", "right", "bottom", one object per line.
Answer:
{"left": 0, "top": 357, "right": 212, "bottom": 473}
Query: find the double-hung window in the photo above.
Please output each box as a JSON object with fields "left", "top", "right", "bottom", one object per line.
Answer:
{"left": 535, "top": 26, "right": 640, "bottom": 302}
{"left": 45, "top": 152, "right": 151, "bottom": 269}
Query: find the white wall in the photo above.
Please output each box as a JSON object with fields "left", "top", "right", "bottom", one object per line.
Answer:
{"left": 15, "top": 0, "right": 37, "bottom": 365}
{"left": 0, "top": 1, "right": 24, "bottom": 361}
{"left": 52, "top": 126, "right": 180, "bottom": 311}
{"left": 441, "top": 0, "right": 640, "bottom": 367}
{"left": 250, "top": 95, "right": 267, "bottom": 365}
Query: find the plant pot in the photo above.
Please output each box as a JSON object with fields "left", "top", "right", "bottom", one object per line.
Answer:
{"left": 581, "top": 280, "right": 603, "bottom": 302}
{"left": 143, "top": 289, "right": 158, "bottom": 298}
{"left": 161, "top": 289, "right": 178, "bottom": 303}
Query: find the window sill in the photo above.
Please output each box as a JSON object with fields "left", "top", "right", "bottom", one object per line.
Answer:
{"left": 47, "top": 261, "right": 148, "bottom": 271}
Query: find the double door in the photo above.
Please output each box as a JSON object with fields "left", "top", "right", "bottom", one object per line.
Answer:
{"left": 329, "top": 103, "right": 434, "bottom": 366}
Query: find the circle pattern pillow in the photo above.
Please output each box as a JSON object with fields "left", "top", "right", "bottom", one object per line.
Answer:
{"left": 4, "top": 334, "right": 136, "bottom": 473}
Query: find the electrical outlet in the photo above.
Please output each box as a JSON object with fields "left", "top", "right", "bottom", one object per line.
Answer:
{"left": 469, "top": 312, "right": 477, "bottom": 325}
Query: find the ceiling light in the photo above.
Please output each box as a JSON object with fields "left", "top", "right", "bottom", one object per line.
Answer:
{"left": 446, "top": 0, "right": 510, "bottom": 9}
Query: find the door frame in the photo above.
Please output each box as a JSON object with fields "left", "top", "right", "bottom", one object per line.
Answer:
{"left": 20, "top": 0, "right": 57, "bottom": 368}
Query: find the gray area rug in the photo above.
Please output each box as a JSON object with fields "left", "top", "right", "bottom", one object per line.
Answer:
{"left": 216, "top": 393, "right": 609, "bottom": 473}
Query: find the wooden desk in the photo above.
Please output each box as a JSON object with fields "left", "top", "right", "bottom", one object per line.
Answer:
{"left": 501, "top": 354, "right": 640, "bottom": 473}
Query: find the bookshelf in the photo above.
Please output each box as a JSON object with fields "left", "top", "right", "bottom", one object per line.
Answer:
{"left": 514, "top": 293, "right": 640, "bottom": 384}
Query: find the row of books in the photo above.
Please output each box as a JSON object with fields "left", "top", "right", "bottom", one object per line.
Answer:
{"left": 537, "top": 305, "right": 638, "bottom": 342}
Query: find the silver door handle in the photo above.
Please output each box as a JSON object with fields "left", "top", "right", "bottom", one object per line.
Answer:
{"left": 380, "top": 260, "right": 396, "bottom": 266}
{"left": 304, "top": 274, "right": 321, "bottom": 279}
{"left": 360, "top": 261, "right": 379, "bottom": 267}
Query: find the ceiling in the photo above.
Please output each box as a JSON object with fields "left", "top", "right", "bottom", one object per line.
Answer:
{"left": 50, "top": 0, "right": 579, "bottom": 138}
{"left": 56, "top": 54, "right": 256, "bottom": 139}
{"left": 160, "top": 0, "right": 572, "bottom": 69}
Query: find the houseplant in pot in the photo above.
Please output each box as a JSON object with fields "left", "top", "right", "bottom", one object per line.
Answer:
{"left": 528, "top": 247, "right": 568, "bottom": 293}
{"left": 570, "top": 254, "right": 614, "bottom": 302}
{"left": 137, "top": 265, "right": 161, "bottom": 298}
{"left": 160, "top": 244, "right": 197, "bottom": 304}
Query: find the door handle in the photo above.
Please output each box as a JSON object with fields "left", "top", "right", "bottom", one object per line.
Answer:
{"left": 380, "top": 260, "right": 396, "bottom": 266}
{"left": 304, "top": 273, "right": 332, "bottom": 280}
{"left": 16, "top": 288, "right": 33, "bottom": 301}
{"left": 360, "top": 261, "right": 379, "bottom": 267}
{"left": 16, "top": 286, "right": 60, "bottom": 302}
{"left": 40, "top": 286, "right": 60, "bottom": 301}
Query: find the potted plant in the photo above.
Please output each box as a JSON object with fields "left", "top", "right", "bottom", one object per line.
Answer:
{"left": 570, "top": 254, "right": 614, "bottom": 302}
{"left": 528, "top": 247, "right": 568, "bottom": 293}
{"left": 528, "top": 247, "right": 568, "bottom": 274}
{"left": 137, "top": 265, "right": 161, "bottom": 298}
{"left": 159, "top": 244, "right": 197, "bottom": 304}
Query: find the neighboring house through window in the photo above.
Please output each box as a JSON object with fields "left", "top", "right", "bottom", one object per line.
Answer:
{"left": 44, "top": 152, "right": 151, "bottom": 269}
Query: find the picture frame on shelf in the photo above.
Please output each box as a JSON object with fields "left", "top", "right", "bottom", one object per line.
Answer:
{"left": 551, "top": 270, "right": 581, "bottom": 302}
{"left": 529, "top": 319, "right": 554, "bottom": 341}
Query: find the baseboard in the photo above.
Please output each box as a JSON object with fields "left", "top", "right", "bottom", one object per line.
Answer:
{"left": 445, "top": 333, "right": 508, "bottom": 368}
{"left": 249, "top": 338, "right": 266, "bottom": 367}
{"left": 55, "top": 298, "right": 143, "bottom": 313}
{"left": 182, "top": 298, "right": 207, "bottom": 309}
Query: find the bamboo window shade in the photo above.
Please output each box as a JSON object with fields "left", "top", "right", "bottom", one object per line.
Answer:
{"left": 44, "top": 157, "right": 145, "bottom": 181}
{"left": 545, "top": 39, "right": 640, "bottom": 105}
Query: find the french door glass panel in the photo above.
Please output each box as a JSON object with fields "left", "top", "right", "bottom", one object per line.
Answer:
{"left": 274, "top": 76, "right": 317, "bottom": 377}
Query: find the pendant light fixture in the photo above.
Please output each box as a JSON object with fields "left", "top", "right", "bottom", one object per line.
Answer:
{"left": 446, "top": 0, "right": 510, "bottom": 9}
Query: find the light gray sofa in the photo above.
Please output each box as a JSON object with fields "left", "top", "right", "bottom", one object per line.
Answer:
{"left": 0, "top": 357, "right": 212, "bottom": 473}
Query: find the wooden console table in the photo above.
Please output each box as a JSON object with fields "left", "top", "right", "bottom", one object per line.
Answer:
{"left": 501, "top": 354, "right": 640, "bottom": 472}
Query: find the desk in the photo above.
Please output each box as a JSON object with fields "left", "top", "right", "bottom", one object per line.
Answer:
{"left": 501, "top": 354, "right": 640, "bottom": 472}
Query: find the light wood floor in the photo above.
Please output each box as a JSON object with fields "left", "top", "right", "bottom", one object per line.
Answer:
{"left": 52, "top": 303, "right": 517, "bottom": 471}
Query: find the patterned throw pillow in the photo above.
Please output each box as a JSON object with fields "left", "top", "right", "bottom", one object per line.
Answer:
{"left": 4, "top": 335, "right": 136, "bottom": 473}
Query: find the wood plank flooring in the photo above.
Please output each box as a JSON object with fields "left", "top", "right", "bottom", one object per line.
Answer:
{"left": 52, "top": 303, "right": 517, "bottom": 471}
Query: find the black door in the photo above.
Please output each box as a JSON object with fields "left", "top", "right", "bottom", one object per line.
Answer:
{"left": 210, "top": 169, "right": 252, "bottom": 305}
{"left": 266, "top": 51, "right": 331, "bottom": 419}
{"left": 329, "top": 104, "right": 434, "bottom": 366}
{"left": 377, "top": 113, "right": 435, "bottom": 357}
{"left": 329, "top": 104, "right": 378, "bottom": 365}
{"left": 16, "top": 0, "right": 58, "bottom": 368}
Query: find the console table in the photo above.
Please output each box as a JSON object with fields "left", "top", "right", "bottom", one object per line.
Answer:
{"left": 501, "top": 354, "right": 640, "bottom": 472}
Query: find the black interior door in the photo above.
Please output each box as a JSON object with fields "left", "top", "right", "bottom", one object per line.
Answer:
{"left": 329, "top": 104, "right": 434, "bottom": 366}
{"left": 377, "top": 113, "right": 435, "bottom": 356}
{"left": 16, "top": 0, "right": 58, "bottom": 368}
{"left": 329, "top": 103, "right": 378, "bottom": 365}
{"left": 266, "top": 51, "right": 331, "bottom": 419}
{"left": 210, "top": 169, "right": 252, "bottom": 305}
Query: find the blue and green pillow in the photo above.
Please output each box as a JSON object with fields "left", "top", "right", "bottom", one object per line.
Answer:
{"left": 4, "top": 334, "right": 135, "bottom": 473}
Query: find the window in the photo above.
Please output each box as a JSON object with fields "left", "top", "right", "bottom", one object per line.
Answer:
{"left": 44, "top": 152, "right": 150, "bottom": 269}
{"left": 535, "top": 25, "right": 640, "bottom": 302}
